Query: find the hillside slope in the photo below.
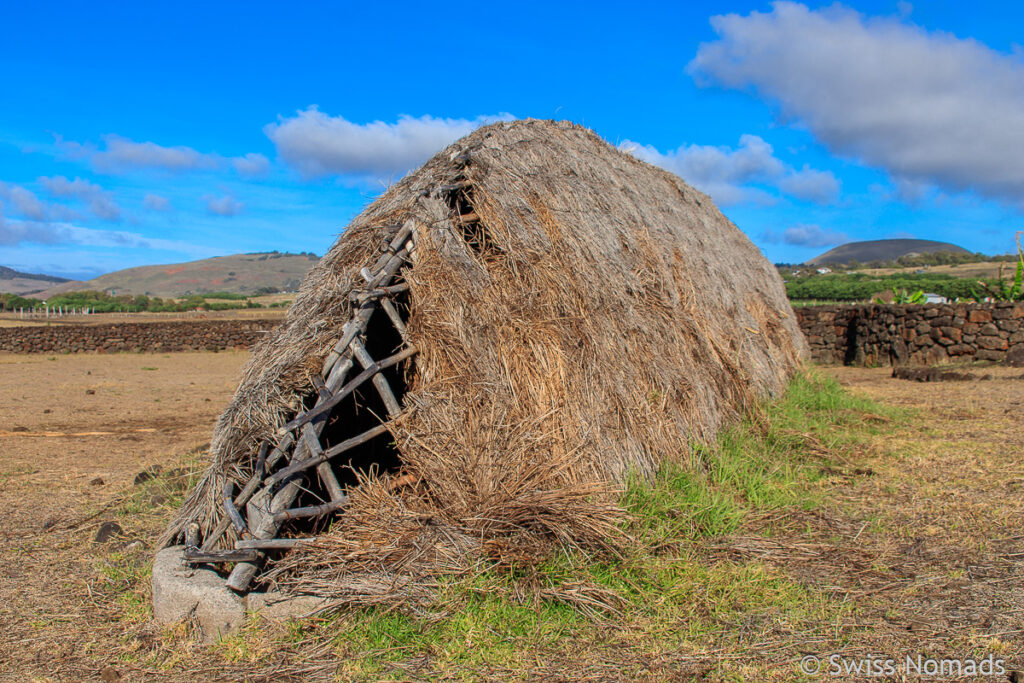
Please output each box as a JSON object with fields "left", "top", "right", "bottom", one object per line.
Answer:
{"left": 806, "top": 239, "right": 969, "bottom": 266}
{"left": 34, "top": 252, "right": 319, "bottom": 298}
{"left": 0, "top": 266, "right": 71, "bottom": 296}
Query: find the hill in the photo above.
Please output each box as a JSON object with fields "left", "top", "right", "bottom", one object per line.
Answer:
{"left": 806, "top": 239, "right": 969, "bottom": 266}
{"left": 0, "top": 266, "right": 71, "bottom": 296}
{"left": 33, "top": 252, "right": 319, "bottom": 299}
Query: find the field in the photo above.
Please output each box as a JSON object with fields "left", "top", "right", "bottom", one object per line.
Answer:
{"left": 1, "top": 351, "right": 1023, "bottom": 680}
{"left": 854, "top": 261, "right": 1010, "bottom": 279}
{"left": 0, "top": 307, "right": 287, "bottom": 328}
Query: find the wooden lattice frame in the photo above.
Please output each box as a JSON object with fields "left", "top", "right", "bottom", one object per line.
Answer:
{"left": 182, "top": 220, "right": 423, "bottom": 592}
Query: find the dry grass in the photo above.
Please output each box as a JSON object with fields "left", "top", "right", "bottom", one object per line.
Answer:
{"left": 856, "top": 261, "right": 1009, "bottom": 279}
{"left": 4, "top": 354, "right": 1023, "bottom": 680}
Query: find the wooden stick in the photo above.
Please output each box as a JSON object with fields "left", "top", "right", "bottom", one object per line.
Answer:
{"left": 321, "top": 305, "right": 374, "bottom": 377}
{"left": 324, "top": 352, "right": 355, "bottom": 393}
{"left": 225, "top": 234, "right": 416, "bottom": 593}
{"left": 311, "top": 374, "right": 331, "bottom": 402}
{"left": 254, "top": 442, "right": 270, "bottom": 475}
{"left": 351, "top": 283, "right": 410, "bottom": 303}
{"left": 457, "top": 212, "right": 479, "bottom": 223}
{"left": 266, "top": 423, "right": 391, "bottom": 486}
{"left": 368, "top": 243, "right": 412, "bottom": 289}
{"left": 301, "top": 422, "right": 324, "bottom": 458}
{"left": 321, "top": 242, "right": 411, "bottom": 376}
{"left": 357, "top": 264, "right": 408, "bottom": 342}
{"left": 264, "top": 432, "right": 295, "bottom": 470}
{"left": 226, "top": 476, "right": 305, "bottom": 591}
{"left": 436, "top": 180, "right": 472, "bottom": 193}
{"left": 273, "top": 497, "right": 348, "bottom": 523}
{"left": 186, "top": 548, "right": 260, "bottom": 564}
{"left": 222, "top": 482, "right": 250, "bottom": 538}
{"left": 280, "top": 345, "right": 417, "bottom": 434}
{"left": 367, "top": 220, "right": 415, "bottom": 273}
{"left": 201, "top": 441, "right": 277, "bottom": 551}
{"left": 350, "top": 339, "right": 403, "bottom": 418}
{"left": 303, "top": 423, "right": 346, "bottom": 503}
{"left": 380, "top": 299, "right": 408, "bottom": 341}
{"left": 235, "top": 538, "right": 317, "bottom": 550}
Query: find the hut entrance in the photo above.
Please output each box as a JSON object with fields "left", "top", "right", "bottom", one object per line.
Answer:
{"left": 315, "top": 285, "right": 412, "bottom": 491}
{"left": 181, "top": 221, "right": 420, "bottom": 592}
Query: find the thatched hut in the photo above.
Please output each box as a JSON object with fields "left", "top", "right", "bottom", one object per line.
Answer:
{"left": 162, "top": 119, "right": 807, "bottom": 598}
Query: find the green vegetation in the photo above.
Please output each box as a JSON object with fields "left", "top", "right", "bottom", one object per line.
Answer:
{"left": 971, "top": 234, "right": 1024, "bottom": 302}
{"left": 876, "top": 288, "right": 927, "bottom": 304}
{"left": 0, "top": 289, "right": 267, "bottom": 312}
{"left": 626, "top": 371, "right": 894, "bottom": 544}
{"left": 779, "top": 249, "right": 1017, "bottom": 271}
{"left": 0, "top": 292, "right": 41, "bottom": 311}
{"left": 200, "top": 291, "right": 249, "bottom": 300}
{"left": 785, "top": 272, "right": 998, "bottom": 302}
{"left": 783, "top": 238, "right": 1024, "bottom": 304}
{"left": 193, "top": 372, "right": 900, "bottom": 677}
{"left": 846, "top": 250, "right": 1015, "bottom": 269}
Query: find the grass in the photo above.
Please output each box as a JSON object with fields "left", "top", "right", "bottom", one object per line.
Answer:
{"left": 88, "top": 370, "right": 905, "bottom": 680}
{"left": 170, "top": 370, "right": 899, "bottom": 679}
{"left": 625, "top": 371, "right": 899, "bottom": 546}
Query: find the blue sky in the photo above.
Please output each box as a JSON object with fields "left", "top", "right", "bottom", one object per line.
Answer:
{"left": 1, "top": 1, "right": 1022, "bottom": 279}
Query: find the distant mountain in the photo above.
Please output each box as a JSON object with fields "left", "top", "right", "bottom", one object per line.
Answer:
{"left": 805, "top": 239, "right": 970, "bottom": 266}
{"left": 33, "top": 252, "right": 320, "bottom": 299}
{"left": 0, "top": 266, "right": 71, "bottom": 296}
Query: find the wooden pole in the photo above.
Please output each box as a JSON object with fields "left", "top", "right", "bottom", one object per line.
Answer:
{"left": 266, "top": 423, "right": 391, "bottom": 486}
{"left": 280, "top": 345, "right": 416, "bottom": 434}
{"left": 226, "top": 475, "right": 306, "bottom": 591}
{"left": 349, "top": 338, "right": 403, "bottom": 418}
{"left": 235, "top": 538, "right": 317, "bottom": 550}
{"left": 273, "top": 498, "right": 348, "bottom": 523}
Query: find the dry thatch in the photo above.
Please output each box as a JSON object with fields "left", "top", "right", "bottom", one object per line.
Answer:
{"left": 162, "top": 119, "right": 807, "bottom": 599}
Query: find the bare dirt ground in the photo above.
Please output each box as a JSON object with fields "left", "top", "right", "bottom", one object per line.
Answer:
{"left": 0, "top": 354, "right": 1022, "bottom": 681}
{"left": 0, "top": 352, "right": 247, "bottom": 681}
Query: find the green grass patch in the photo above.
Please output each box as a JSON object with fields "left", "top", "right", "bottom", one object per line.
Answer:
{"left": 625, "top": 370, "right": 900, "bottom": 546}
{"left": 327, "top": 590, "right": 583, "bottom": 677}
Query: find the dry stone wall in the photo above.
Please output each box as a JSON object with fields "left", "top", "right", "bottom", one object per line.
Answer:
{"left": 796, "top": 303, "right": 1024, "bottom": 366}
{"left": 0, "top": 319, "right": 281, "bottom": 354}
{"left": 4, "top": 307, "right": 1022, "bottom": 367}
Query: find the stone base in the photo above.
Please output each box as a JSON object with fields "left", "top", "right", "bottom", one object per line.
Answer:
{"left": 152, "top": 546, "right": 330, "bottom": 642}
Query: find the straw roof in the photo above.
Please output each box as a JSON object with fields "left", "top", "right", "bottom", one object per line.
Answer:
{"left": 163, "top": 119, "right": 807, "bottom": 598}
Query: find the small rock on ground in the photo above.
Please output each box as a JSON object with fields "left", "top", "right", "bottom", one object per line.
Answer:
{"left": 94, "top": 521, "right": 124, "bottom": 544}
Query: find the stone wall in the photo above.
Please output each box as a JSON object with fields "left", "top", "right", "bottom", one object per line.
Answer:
{"left": 0, "top": 319, "right": 281, "bottom": 354}
{"left": 796, "top": 303, "right": 1024, "bottom": 366}
{"left": 5, "top": 307, "right": 1023, "bottom": 366}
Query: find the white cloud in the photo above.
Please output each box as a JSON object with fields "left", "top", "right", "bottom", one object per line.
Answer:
{"left": 891, "top": 176, "right": 932, "bottom": 204}
{"left": 0, "top": 211, "right": 187, "bottom": 250}
{"left": 689, "top": 2, "right": 1024, "bottom": 206}
{"left": 763, "top": 223, "right": 849, "bottom": 247}
{"left": 56, "top": 133, "right": 270, "bottom": 178}
{"left": 264, "top": 109, "right": 514, "bottom": 180}
{"left": 622, "top": 134, "right": 839, "bottom": 206}
{"left": 232, "top": 153, "right": 271, "bottom": 178}
{"left": 204, "top": 194, "right": 243, "bottom": 216}
{"left": 777, "top": 167, "right": 841, "bottom": 203}
{"left": 0, "top": 183, "right": 49, "bottom": 221}
{"left": 143, "top": 193, "right": 172, "bottom": 211}
{"left": 92, "top": 134, "right": 213, "bottom": 172}
{"left": 39, "top": 176, "right": 122, "bottom": 222}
